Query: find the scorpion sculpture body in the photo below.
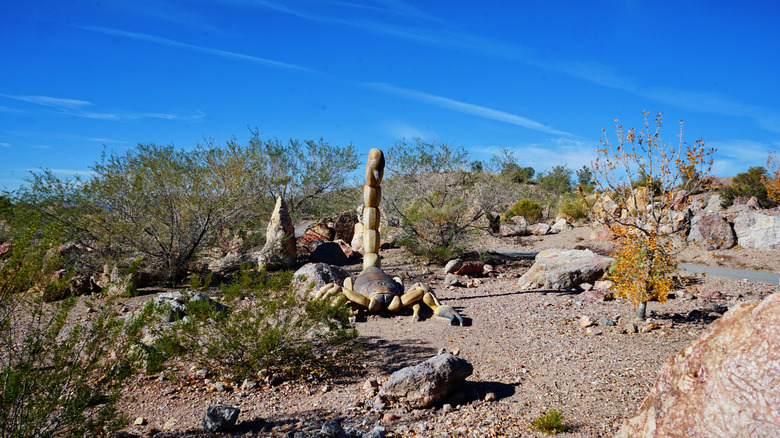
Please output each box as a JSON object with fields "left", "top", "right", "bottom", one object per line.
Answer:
{"left": 316, "top": 148, "right": 464, "bottom": 325}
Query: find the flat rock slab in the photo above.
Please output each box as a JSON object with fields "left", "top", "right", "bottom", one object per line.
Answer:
{"left": 380, "top": 353, "right": 473, "bottom": 409}
{"left": 516, "top": 248, "right": 613, "bottom": 290}
{"left": 616, "top": 292, "right": 780, "bottom": 437}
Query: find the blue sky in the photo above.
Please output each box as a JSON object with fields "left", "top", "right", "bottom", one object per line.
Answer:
{"left": 2, "top": 1, "right": 779, "bottom": 189}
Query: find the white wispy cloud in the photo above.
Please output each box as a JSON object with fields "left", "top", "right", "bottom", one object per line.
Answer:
{"left": 0, "top": 93, "right": 206, "bottom": 122}
{"left": 0, "top": 142, "right": 10, "bottom": 148}
{"left": 245, "top": 1, "right": 780, "bottom": 134}
{"left": 367, "top": 82, "right": 572, "bottom": 136}
{"left": 475, "top": 138, "right": 598, "bottom": 172}
{"left": 79, "top": 26, "right": 311, "bottom": 72}
{"left": 2, "top": 94, "right": 91, "bottom": 110}
{"left": 708, "top": 139, "right": 776, "bottom": 176}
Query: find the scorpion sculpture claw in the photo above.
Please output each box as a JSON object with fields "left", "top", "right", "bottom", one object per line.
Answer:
{"left": 316, "top": 148, "right": 464, "bottom": 325}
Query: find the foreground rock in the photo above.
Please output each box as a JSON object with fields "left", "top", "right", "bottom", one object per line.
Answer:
{"left": 616, "top": 292, "right": 780, "bottom": 437}
{"left": 517, "top": 249, "right": 613, "bottom": 290}
{"left": 379, "top": 353, "right": 473, "bottom": 409}
{"left": 203, "top": 404, "right": 240, "bottom": 432}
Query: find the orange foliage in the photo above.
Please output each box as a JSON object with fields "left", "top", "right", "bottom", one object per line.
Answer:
{"left": 764, "top": 151, "right": 780, "bottom": 204}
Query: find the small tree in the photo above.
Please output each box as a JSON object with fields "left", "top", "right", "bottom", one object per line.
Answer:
{"left": 765, "top": 151, "right": 780, "bottom": 204}
{"left": 720, "top": 166, "right": 776, "bottom": 209}
{"left": 576, "top": 165, "right": 595, "bottom": 193}
{"left": 538, "top": 165, "right": 574, "bottom": 195}
{"left": 591, "top": 111, "right": 714, "bottom": 320}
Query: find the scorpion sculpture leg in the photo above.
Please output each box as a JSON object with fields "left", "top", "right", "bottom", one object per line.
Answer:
{"left": 316, "top": 148, "right": 464, "bottom": 325}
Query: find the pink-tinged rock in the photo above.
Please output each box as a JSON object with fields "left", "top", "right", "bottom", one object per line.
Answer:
{"left": 699, "top": 290, "right": 726, "bottom": 300}
{"left": 589, "top": 225, "right": 614, "bottom": 242}
{"left": 594, "top": 280, "right": 614, "bottom": 290}
{"left": 578, "top": 289, "right": 614, "bottom": 303}
{"left": 688, "top": 212, "right": 736, "bottom": 250}
{"left": 616, "top": 292, "right": 780, "bottom": 438}
{"left": 454, "top": 261, "right": 484, "bottom": 276}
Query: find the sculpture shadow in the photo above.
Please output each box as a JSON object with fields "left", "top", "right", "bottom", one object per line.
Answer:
{"left": 355, "top": 336, "right": 439, "bottom": 375}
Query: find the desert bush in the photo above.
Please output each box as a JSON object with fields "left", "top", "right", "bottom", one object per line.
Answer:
{"left": 383, "top": 139, "right": 513, "bottom": 261}
{"left": 537, "top": 165, "right": 574, "bottom": 195}
{"left": 557, "top": 193, "right": 588, "bottom": 222}
{"left": 506, "top": 198, "right": 543, "bottom": 223}
{"left": 591, "top": 111, "right": 714, "bottom": 320}
{"left": 490, "top": 147, "right": 535, "bottom": 183}
{"left": 0, "top": 217, "right": 151, "bottom": 437}
{"left": 16, "top": 134, "right": 359, "bottom": 284}
{"left": 720, "top": 166, "right": 776, "bottom": 209}
{"left": 247, "top": 129, "right": 361, "bottom": 221}
{"left": 530, "top": 409, "right": 570, "bottom": 434}
{"left": 765, "top": 151, "right": 780, "bottom": 204}
{"left": 153, "top": 266, "right": 357, "bottom": 380}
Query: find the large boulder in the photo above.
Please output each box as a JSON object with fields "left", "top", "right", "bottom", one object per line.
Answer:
{"left": 292, "top": 262, "right": 349, "bottom": 299}
{"left": 687, "top": 212, "right": 736, "bottom": 250}
{"left": 255, "top": 197, "right": 297, "bottom": 270}
{"left": 616, "top": 292, "right": 780, "bottom": 437}
{"left": 517, "top": 249, "right": 613, "bottom": 290}
{"left": 379, "top": 353, "right": 473, "bottom": 409}
{"left": 733, "top": 210, "right": 780, "bottom": 250}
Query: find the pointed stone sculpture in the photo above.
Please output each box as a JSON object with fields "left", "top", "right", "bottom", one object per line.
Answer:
{"left": 256, "top": 196, "right": 296, "bottom": 270}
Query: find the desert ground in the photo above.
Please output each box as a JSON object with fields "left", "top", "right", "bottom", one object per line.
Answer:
{"left": 114, "top": 225, "right": 780, "bottom": 437}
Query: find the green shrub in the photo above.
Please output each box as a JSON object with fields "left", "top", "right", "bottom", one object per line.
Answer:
{"left": 538, "top": 165, "right": 574, "bottom": 195}
{"left": 720, "top": 166, "right": 776, "bottom": 209}
{"left": 557, "top": 194, "right": 589, "bottom": 222}
{"left": 531, "top": 409, "right": 570, "bottom": 434}
{"left": 155, "top": 265, "right": 357, "bottom": 380}
{"left": 506, "top": 198, "right": 543, "bottom": 223}
{"left": 0, "top": 217, "right": 151, "bottom": 438}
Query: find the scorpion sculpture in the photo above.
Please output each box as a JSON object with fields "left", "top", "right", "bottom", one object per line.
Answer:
{"left": 316, "top": 148, "right": 464, "bottom": 325}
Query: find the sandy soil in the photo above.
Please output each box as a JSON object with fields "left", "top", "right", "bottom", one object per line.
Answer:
{"left": 113, "top": 226, "right": 779, "bottom": 438}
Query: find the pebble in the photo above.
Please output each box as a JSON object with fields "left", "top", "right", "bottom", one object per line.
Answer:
{"left": 586, "top": 327, "right": 603, "bottom": 336}
{"left": 133, "top": 416, "right": 147, "bottom": 426}
{"left": 484, "top": 392, "right": 497, "bottom": 402}
{"left": 363, "top": 378, "right": 379, "bottom": 393}
{"left": 242, "top": 378, "right": 258, "bottom": 391}
{"left": 598, "top": 316, "right": 616, "bottom": 326}
{"left": 579, "top": 315, "right": 594, "bottom": 328}
{"left": 381, "top": 412, "right": 397, "bottom": 422}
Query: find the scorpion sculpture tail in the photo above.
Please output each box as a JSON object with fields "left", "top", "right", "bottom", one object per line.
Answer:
{"left": 362, "top": 148, "right": 384, "bottom": 270}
